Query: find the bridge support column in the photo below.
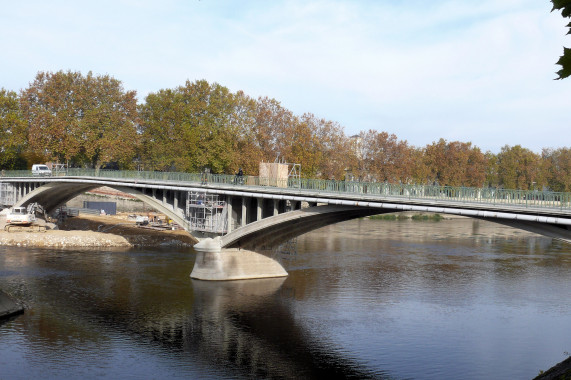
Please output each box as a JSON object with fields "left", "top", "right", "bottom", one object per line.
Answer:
{"left": 257, "top": 198, "right": 262, "bottom": 221}
{"left": 191, "top": 237, "right": 288, "bottom": 281}
{"left": 241, "top": 197, "right": 247, "bottom": 227}
{"left": 227, "top": 195, "right": 233, "bottom": 233}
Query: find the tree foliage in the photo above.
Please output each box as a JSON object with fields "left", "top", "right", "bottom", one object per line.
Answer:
{"left": 496, "top": 145, "right": 543, "bottom": 190}
{"left": 20, "top": 71, "right": 139, "bottom": 168}
{"left": 552, "top": 0, "right": 571, "bottom": 79}
{"left": 139, "top": 80, "right": 237, "bottom": 173}
{"left": 0, "top": 89, "right": 27, "bottom": 169}
{"left": 542, "top": 147, "right": 571, "bottom": 191}
{"left": 354, "top": 130, "right": 412, "bottom": 183}
{"left": 3, "top": 71, "right": 571, "bottom": 192}
{"left": 423, "top": 139, "right": 487, "bottom": 187}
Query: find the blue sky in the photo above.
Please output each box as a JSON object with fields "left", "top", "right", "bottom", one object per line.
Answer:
{"left": 1, "top": 0, "right": 570, "bottom": 153}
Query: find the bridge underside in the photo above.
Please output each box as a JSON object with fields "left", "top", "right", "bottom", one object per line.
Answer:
{"left": 5, "top": 180, "right": 571, "bottom": 281}
{"left": 481, "top": 218, "right": 571, "bottom": 243}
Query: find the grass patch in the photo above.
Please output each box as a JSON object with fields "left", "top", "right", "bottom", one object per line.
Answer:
{"left": 369, "top": 213, "right": 443, "bottom": 221}
{"left": 370, "top": 214, "right": 397, "bottom": 220}
{"left": 411, "top": 213, "right": 443, "bottom": 221}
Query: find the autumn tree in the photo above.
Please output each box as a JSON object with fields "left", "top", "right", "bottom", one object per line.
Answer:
{"left": 309, "top": 115, "right": 353, "bottom": 180}
{"left": 0, "top": 89, "right": 28, "bottom": 169}
{"left": 552, "top": 0, "right": 571, "bottom": 79}
{"left": 355, "top": 130, "right": 413, "bottom": 183}
{"left": 409, "top": 147, "right": 431, "bottom": 184}
{"left": 269, "top": 113, "right": 350, "bottom": 179}
{"left": 542, "top": 147, "right": 571, "bottom": 191}
{"left": 251, "top": 96, "right": 296, "bottom": 164}
{"left": 422, "top": 139, "right": 487, "bottom": 187}
{"left": 496, "top": 145, "right": 544, "bottom": 190}
{"left": 20, "top": 71, "right": 139, "bottom": 169}
{"left": 227, "top": 91, "right": 261, "bottom": 175}
{"left": 484, "top": 151, "right": 499, "bottom": 186}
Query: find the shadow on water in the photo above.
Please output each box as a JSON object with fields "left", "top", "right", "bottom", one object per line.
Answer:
{"left": 184, "top": 278, "right": 390, "bottom": 379}
{"left": 0, "top": 246, "right": 391, "bottom": 379}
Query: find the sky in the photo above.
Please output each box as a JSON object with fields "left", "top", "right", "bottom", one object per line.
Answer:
{"left": 1, "top": 0, "right": 570, "bottom": 153}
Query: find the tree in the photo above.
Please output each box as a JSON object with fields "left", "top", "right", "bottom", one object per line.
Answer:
{"left": 356, "top": 130, "right": 412, "bottom": 183}
{"left": 542, "top": 147, "right": 571, "bottom": 191}
{"left": 552, "top": 0, "right": 571, "bottom": 79}
{"left": 0, "top": 89, "right": 27, "bottom": 169}
{"left": 496, "top": 145, "right": 544, "bottom": 190}
{"left": 423, "top": 139, "right": 487, "bottom": 187}
{"left": 227, "top": 91, "right": 261, "bottom": 175}
{"left": 139, "top": 80, "right": 237, "bottom": 173}
{"left": 20, "top": 71, "right": 139, "bottom": 169}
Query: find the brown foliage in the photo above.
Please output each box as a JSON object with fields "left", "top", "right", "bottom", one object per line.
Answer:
{"left": 20, "top": 71, "right": 139, "bottom": 168}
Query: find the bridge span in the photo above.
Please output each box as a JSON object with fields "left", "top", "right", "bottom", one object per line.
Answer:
{"left": 1, "top": 169, "right": 570, "bottom": 280}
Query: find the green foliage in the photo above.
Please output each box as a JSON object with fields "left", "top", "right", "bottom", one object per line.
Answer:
{"left": 552, "top": 0, "right": 571, "bottom": 79}
{"left": 496, "top": 145, "right": 543, "bottom": 190}
{"left": 543, "top": 148, "right": 571, "bottom": 191}
{"left": 0, "top": 89, "right": 27, "bottom": 169}
{"left": 369, "top": 213, "right": 442, "bottom": 221}
{"left": 556, "top": 47, "right": 571, "bottom": 79}
{"left": 411, "top": 213, "right": 443, "bottom": 221}
{"left": 138, "top": 80, "right": 238, "bottom": 173}
{"left": 369, "top": 214, "right": 397, "bottom": 220}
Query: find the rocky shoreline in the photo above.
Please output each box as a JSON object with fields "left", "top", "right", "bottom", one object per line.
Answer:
{"left": 0, "top": 213, "right": 197, "bottom": 248}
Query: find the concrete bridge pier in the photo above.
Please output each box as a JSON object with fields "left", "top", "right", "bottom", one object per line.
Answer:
{"left": 190, "top": 237, "right": 288, "bottom": 281}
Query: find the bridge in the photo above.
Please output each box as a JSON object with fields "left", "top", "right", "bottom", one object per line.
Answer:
{"left": 1, "top": 169, "right": 570, "bottom": 280}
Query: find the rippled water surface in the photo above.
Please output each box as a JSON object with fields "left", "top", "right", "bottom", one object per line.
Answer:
{"left": 1, "top": 218, "right": 570, "bottom": 379}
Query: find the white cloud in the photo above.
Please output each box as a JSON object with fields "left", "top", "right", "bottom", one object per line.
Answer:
{"left": 0, "top": 0, "right": 569, "bottom": 152}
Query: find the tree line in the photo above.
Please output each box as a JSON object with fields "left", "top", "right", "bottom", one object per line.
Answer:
{"left": 1, "top": 70, "right": 570, "bottom": 192}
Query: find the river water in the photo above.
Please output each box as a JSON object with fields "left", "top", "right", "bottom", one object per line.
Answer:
{"left": 0, "top": 218, "right": 570, "bottom": 379}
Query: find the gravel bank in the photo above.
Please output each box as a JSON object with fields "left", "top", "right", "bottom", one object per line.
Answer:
{"left": 0, "top": 214, "right": 197, "bottom": 248}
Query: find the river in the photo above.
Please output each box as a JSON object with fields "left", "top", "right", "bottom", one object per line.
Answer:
{"left": 0, "top": 217, "right": 570, "bottom": 379}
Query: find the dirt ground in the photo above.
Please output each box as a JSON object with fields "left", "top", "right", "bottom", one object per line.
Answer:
{"left": 0, "top": 213, "right": 197, "bottom": 248}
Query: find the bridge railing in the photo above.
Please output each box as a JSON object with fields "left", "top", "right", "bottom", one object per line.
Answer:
{"left": 1, "top": 169, "right": 570, "bottom": 211}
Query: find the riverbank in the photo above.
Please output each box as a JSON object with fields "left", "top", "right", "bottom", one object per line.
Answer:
{"left": 535, "top": 357, "right": 571, "bottom": 380}
{"left": 0, "top": 213, "right": 197, "bottom": 248}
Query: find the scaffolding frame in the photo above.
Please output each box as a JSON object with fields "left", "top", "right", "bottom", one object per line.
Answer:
{"left": 186, "top": 191, "right": 227, "bottom": 234}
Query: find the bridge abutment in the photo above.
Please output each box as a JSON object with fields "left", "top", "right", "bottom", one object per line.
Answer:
{"left": 191, "top": 237, "right": 288, "bottom": 281}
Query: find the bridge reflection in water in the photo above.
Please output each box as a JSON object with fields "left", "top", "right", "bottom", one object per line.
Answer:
{"left": 0, "top": 217, "right": 569, "bottom": 379}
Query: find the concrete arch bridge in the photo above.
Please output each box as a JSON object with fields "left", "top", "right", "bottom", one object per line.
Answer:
{"left": 1, "top": 169, "right": 570, "bottom": 280}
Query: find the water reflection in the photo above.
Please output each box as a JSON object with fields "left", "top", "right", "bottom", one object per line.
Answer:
{"left": 0, "top": 246, "right": 387, "bottom": 379}
{"left": 187, "top": 278, "right": 387, "bottom": 379}
{"left": 0, "top": 218, "right": 570, "bottom": 379}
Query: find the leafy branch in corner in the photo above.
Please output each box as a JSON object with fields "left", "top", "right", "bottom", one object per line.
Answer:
{"left": 552, "top": 0, "right": 571, "bottom": 79}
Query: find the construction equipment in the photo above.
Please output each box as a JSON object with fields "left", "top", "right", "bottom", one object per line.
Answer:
{"left": 4, "top": 203, "right": 47, "bottom": 232}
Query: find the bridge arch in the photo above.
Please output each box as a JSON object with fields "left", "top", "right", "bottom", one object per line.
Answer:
{"left": 3, "top": 175, "right": 570, "bottom": 281}
{"left": 13, "top": 183, "right": 197, "bottom": 242}
{"left": 221, "top": 205, "right": 391, "bottom": 250}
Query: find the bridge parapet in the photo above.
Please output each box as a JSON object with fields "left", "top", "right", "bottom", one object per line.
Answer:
{"left": 2, "top": 169, "right": 571, "bottom": 212}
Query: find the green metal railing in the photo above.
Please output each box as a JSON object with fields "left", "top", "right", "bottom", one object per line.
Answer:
{"left": 1, "top": 169, "right": 570, "bottom": 211}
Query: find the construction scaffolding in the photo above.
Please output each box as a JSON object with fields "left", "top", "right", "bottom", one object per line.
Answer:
{"left": 186, "top": 191, "right": 227, "bottom": 234}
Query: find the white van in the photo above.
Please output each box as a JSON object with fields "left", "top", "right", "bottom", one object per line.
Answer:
{"left": 31, "top": 164, "right": 52, "bottom": 176}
